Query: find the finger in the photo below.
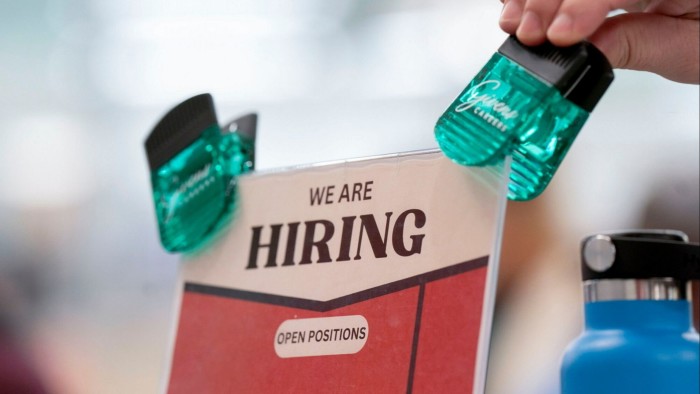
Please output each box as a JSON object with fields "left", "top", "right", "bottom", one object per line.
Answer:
{"left": 590, "top": 12, "right": 700, "bottom": 83}
{"left": 516, "top": 0, "right": 565, "bottom": 45}
{"left": 546, "top": 0, "right": 639, "bottom": 46}
{"left": 500, "top": 0, "right": 525, "bottom": 34}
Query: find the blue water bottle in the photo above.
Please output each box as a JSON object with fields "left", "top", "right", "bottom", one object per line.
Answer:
{"left": 561, "top": 230, "right": 699, "bottom": 393}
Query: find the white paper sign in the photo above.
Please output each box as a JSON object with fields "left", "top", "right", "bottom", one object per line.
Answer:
{"left": 166, "top": 150, "right": 508, "bottom": 394}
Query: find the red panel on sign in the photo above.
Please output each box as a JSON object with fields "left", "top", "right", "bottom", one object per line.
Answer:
{"left": 168, "top": 265, "right": 486, "bottom": 393}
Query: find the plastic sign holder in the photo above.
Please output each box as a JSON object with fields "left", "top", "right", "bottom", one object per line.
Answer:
{"left": 163, "top": 149, "right": 509, "bottom": 393}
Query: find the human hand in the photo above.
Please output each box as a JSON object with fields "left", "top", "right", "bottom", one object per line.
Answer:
{"left": 499, "top": 0, "right": 699, "bottom": 84}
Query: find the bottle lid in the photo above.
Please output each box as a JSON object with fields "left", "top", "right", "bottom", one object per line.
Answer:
{"left": 145, "top": 93, "right": 218, "bottom": 171}
{"left": 498, "top": 35, "right": 614, "bottom": 112}
{"left": 581, "top": 230, "right": 700, "bottom": 281}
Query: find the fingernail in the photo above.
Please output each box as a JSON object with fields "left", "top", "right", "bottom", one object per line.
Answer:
{"left": 548, "top": 13, "right": 573, "bottom": 38}
{"left": 499, "top": 1, "right": 523, "bottom": 29}
{"left": 516, "top": 11, "right": 543, "bottom": 43}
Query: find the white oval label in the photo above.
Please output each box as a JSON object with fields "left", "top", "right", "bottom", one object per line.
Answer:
{"left": 274, "top": 315, "right": 369, "bottom": 358}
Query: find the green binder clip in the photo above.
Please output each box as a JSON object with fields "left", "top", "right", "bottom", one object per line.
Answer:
{"left": 145, "top": 93, "right": 256, "bottom": 253}
{"left": 435, "top": 36, "right": 613, "bottom": 201}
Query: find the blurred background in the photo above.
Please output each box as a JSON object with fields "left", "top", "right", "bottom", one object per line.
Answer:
{"left": 0, "top": 0, "right": 697, "bottom": 393}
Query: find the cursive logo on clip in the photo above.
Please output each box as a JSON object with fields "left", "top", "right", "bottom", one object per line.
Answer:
{"left": 455, "top": 80, "right": 518, "bottom": 132}
{"left": 163, "top": 163, "right": 214, "bottom": 222}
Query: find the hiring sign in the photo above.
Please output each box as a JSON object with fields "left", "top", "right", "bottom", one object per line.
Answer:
{"left": 165, "top": 150, "right": 507, "bottom": 393}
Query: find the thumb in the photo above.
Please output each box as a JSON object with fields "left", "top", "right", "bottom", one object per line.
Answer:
{"left": 590, "top": 12, "right": 700, "bottom": 84}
